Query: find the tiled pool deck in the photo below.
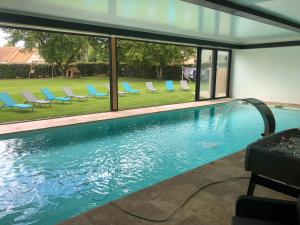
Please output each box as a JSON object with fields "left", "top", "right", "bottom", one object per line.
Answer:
{"left": 0, "top": 99, "right": 230, "bottom": 135}
{"left": 60, "top": 150, "right": 292, "bottom": 225}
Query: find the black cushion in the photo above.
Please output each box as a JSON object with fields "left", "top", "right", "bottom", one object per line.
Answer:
{"left": 232, "top": 217, "right": 289, "bottom": 225}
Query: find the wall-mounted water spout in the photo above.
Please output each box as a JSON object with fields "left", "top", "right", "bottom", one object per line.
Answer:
{"left": 241, "top": 98, "right": 275, "bottom": 136}
{"left": 217, "top": 98, "right": 275, "bottom": 137}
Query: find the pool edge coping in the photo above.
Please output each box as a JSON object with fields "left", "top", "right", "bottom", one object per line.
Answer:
{"left": 0, "top": 98, "right": 232, "bottom": 135}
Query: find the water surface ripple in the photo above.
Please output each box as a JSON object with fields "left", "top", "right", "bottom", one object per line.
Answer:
{"left": 1, "top": 103, "right": 300, "bottom": 224}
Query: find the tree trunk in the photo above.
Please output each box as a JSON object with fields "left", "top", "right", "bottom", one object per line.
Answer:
{"left": 155, "top": 66, "right": 160, "bottom": 79}
{"left": 56, "top": 62, "right": 64, "bottom": 76}
{"left": 63, "top": 64, "right": 70, "bottom": 76}
{"left": 155, "top": 64, "right": 163, "bottom": 79}
{"left": 159, "top": 65, "right": 163, "bottom": 79}
{"left": 62, "top": 55, "right": 76, "bottom": 76}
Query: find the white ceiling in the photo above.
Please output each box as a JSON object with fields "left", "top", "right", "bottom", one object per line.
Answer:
{"left": 0, "top": 0, "right": 299, "bottom": 45}
{"left": 230, "top": 0, "right": 300, "bottom": 23}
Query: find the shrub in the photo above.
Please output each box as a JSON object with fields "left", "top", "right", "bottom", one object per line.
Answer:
{"left": 70, "top": 62, "right": 109, "bottom": 76}
{"left": 162, "top": 65, "right": 182, "bottom": 80}
{"left": 118, "top": 64, "right": 157, "bottom": 79}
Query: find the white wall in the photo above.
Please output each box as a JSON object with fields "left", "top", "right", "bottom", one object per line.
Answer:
{"left": 231, "top": 46, "right": 300, "bottom": 104}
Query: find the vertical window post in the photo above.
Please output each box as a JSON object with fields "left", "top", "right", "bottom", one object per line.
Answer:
{"left": 226, "top": 50, "right": 232, "bottom": 97}
{"left": 109, "top": 36, "right": 118, "bottom": 111}
{"left": 211, "top": 49, "right": 218, "bottom": 99}
{"left": 195, "top": 47, "right": 201, "bottom": 101}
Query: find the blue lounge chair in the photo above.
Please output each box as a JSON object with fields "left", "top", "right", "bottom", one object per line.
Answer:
{"left": 166, "top": 80, "right": 174, "bottom": 92}
{"left": 0, "top": 92, "right": 33, "bottom": 111}
{"left": 87, "top": 85, "right": 108, "bottom": 98}
{"left": 122, "top": 82, "right": 140, "bottom": 94}
{"left": 41, "top": 88, "right": 71, "bottom": 103}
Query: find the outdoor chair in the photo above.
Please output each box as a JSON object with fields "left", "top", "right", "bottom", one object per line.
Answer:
{"left": 22, "top": 91, "right": 51, "bottom": 107}
{"left": 63, "top": 87, "right": 88, "bottom": 101}
{"left": 180, "top": 80, "right": 190, "bottom": 91}
{"left": 105, "top": 83, "right": 126, "bottom": 96}
{"left": 232, "top": 195, "right": 300, "bottom": 225}
{"left": 0, "top": 92, "right": 33, "bottom": 111}
{"left": 122, "top": 82, "right": 140, "bottom": 94}
{"left": 145, "top": 82, "right": 158, "bottom": 92}
{"left": 87, "top": 84, "right": 108, "bottom": 98}
{"left": 41, "top": 88, "right": 71, "bottom": 103}
{"left": 166, "top": 80, "right": 174, "bottom": 92}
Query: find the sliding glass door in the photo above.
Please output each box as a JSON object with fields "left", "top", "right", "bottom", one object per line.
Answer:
{"left": 199, "top": 49, "right": 213, "bottom": 99}
{"left": 215, "top": 51, "right": 230, "bottom": 98}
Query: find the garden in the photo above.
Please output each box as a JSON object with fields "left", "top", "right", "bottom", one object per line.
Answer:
{"left": 0, "top": 76, "right": 196, "bottom": 123}
{"left": 0, "top": 29, "right": 212, "bottom": 123}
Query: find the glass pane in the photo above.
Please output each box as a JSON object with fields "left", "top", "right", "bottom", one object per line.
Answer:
{"left": 215, "top": 50, "right": 229, "bottom": 98}
{"left": 199, "top": 49, "right": 213, "bottom": 99}
{"left": 0, "top": 28, "right": 110, "bottom": 124}
{"left": 117, "top": 39, "right": 196, "bottom": 110}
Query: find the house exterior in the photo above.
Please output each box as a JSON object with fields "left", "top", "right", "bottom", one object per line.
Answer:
{"left": 0, "top": 47, "right": 45, "bottom": 64}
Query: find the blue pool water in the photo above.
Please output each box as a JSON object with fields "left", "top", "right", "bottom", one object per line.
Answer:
{"left": 1, "top": 103, "right": 300, "bottom": 225}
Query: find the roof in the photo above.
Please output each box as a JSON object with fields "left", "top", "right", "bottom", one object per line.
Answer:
{"left": 0, "top": 47, "right": 43, "bottom": 63}
{"left": 0, "top": 47, "right": 18, "bottom": 62}
{"left": 0, "top": 0, "right": 299, "bottom": 47}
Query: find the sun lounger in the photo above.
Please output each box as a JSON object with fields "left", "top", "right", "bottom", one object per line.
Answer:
{"left": 123, "top": 82, "right": 140, "bottom": 94}
{"left": 87, "top": 85, "right": 108, "bottom": 98}
{"left": 22, "top": 91, "right": 51, "bottom": 107}
{"left": 180, "top": 80, "right": 190, "bottom": 91}
{"left": 145, "top": 82, "right": 157, "bottom": 92}
{"left": 63, "top": 87, "right": 88, "bottom": 101}
{"left": 166, "top": 80, "right": 174, "bottom": 92}
{"left": 41, "top": 88, "right": 71, "bottom": 103}
{"left": 105, "top": 83, "right": 126, "bottom": 96}
{"left": 0, "top": 92, "right": 33, "bottom": 111}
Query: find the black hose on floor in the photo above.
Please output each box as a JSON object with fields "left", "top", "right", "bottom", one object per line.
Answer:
{"left": 111, "top": 176, "right": 250, "bottom": 223}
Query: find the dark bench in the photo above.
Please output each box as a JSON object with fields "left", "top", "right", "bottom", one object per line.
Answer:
{"left": 245, "top": 128, "right": 300, "bottom": 198}
{"left": 232, "top": 196, "right": 300, "bottom": 225}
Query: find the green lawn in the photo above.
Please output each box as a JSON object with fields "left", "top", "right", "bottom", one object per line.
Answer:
{"left": 0, "top": 77, "right": 197, "bottom": 123}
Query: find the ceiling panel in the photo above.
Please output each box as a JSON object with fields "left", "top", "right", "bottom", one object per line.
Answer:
{"left": 230, "top": 0, "right": 300, "bottom": 24}
{"left": 0, "top": 0, "right": 299, "bottom": 45}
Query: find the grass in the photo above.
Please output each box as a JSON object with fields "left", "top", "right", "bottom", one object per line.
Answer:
{"left": 0, "top": 76, "right": 198, "bottom": 123}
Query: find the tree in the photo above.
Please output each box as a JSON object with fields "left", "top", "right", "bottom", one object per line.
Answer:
{"left": 4, "top": 29, "right": 107, "bottom": 75}
{"left": 118, "top": 40, "right": 195, "bottom": 79}
{"left": 86, "top": 37, "right": 109, "bottom": 63}
{"left": 3, "top": 29, "right": 195, "bottom": 78}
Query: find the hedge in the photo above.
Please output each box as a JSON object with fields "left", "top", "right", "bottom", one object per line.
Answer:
{"left": 118, "top": 64, "right": 157, "bottom": 79}
{"left": 0, "top": 62, "right": 204, "bottom": 80}
{"left": 0, "top": 64, "right": 60, "bottom": 79}
{"left": 118, "top": 63, "right": 196, "bottom": 80}
{"left": 69, "top": 62, "right": 109, "bottom": 76}
{"left": 0, "top": 63, "right": 108, "bottom": 79}
{"left": 162, "top": 65, "right": 183, "bottom": 80}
